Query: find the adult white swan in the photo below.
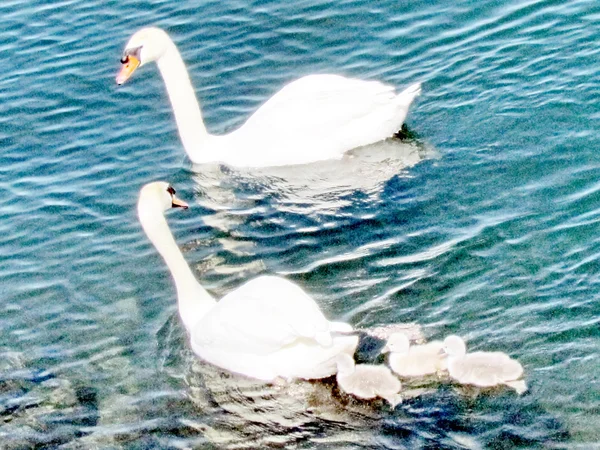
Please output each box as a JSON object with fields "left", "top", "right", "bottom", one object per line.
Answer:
{"left": 117, "top": 27, "right": 422, "bottom": 167}
{"left": 138, "top": 181, "right": 358, "bottom": 381}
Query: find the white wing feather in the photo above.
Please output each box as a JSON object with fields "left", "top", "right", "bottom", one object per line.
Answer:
{"left": 214, "top": 75, "right": 421, "bottom": 166}
{"left": 243, "top": 75, "right": 395, "bottom": 130}
{"left": 192, "top": 276, "right": 332, "bottom": 355}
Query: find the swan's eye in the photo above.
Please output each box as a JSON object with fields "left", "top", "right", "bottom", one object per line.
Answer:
{"left": 120, "top": 55, "right": 129, "bottom": 64}
{"left": 167, "top": 186, "right": 176, "bottom": 195}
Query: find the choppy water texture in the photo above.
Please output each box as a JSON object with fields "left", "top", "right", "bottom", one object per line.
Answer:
{"left": 1, "top": 0, "right": 599, "bottom": 448}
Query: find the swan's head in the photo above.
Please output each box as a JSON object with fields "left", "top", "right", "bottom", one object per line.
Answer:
{"left": 137, "top": 181, "right": 189, "bottom": 217}
{"left": 441, "top": 335, "right": 467, "bottom": 358}
{"left": 117, "top": 27, "right": 171, "bottom": 85}
{"left": 381, "top": 333, "right": 410, "bottom": 355}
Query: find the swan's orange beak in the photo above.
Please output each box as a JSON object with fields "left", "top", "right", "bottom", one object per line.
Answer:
{"left": 171, "top": 195, "right": 189, "bottom": 209}
{"left": 116, "top": 55, "right": 140, "bottom": 85}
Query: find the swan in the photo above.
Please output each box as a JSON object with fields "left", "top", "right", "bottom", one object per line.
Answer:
{"left": 117, "top": 27, "right": 422, "bottom": 167}
{"left": 335, "top": 354, "right": 402, "bottom": 407}
{"left": 441, "top": 335, "right": 527, "bottom": 395}
{"left": 381, "top": 333, "right": 447, "bottom": 377}
{"left": 138, "top": 181, "right": 358, "bottom": 381}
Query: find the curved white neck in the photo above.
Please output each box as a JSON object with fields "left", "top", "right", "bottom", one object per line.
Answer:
{"left": 139, "top": 208, "right": 216, "bottom": 331}
{"left": 156, "top": 40, "right": 211, "bottom": 160}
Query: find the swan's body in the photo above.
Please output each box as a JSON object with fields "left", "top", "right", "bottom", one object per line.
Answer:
{"left": 382, "top": 333, "right": 447, "bottom": 377}
{"left": 442, "top": 335, "right": 527, "bottom": 394}
{"left": 138, "top": 182, "right": 358, "bottom": 381}
{"left": 118, "top": 27, "right": 421, "bottom": 167}
{"left": 335, "top": 354, "right": 402, "bottom": 407}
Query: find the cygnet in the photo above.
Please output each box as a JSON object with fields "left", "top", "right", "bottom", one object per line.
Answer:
{"left": 442, "top": 335, "right": 527, "bottom": 394}
{"left": 336, "top": 353, "right": 402, "bottom": 407}
{"left": 382, "top": 333, "right": 447, "bottom": 377}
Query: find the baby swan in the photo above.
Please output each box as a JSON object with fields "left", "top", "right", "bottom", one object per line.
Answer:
{"left": 441, "top": 335, "right": 527, "bottom": 395}
{"left": 335, "top": 354, "right": 402, "bottom": 407}
{"left": 382, "top": 333, "right": 447, "bottom": 377}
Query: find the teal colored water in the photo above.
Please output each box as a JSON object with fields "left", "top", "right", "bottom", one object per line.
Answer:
{"left": 1, "top": 0, "right": 599, "bottom": 447}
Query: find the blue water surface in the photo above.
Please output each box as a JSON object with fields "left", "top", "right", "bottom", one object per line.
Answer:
{"left": 1, "top": 0, "right": 599, "bottom": 448}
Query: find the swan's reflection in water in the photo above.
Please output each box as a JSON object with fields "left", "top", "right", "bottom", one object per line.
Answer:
{"left": 185, "top": 360, "right": 378, "bottom": 449}
{"left": 183, "top": 137, "right": 433, "bottom": 285}
{"left": 190, "top": 137, "right": 432, "bottom": 220}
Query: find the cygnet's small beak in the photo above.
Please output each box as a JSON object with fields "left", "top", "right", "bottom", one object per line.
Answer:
{"left": 438, "top": 348, "right": 448, "bottom": 357}
{"left": 171, "top": 195, "right": 189, "bottom": 209}
{"left": 116, "top": 55, "right": 140, "bottom": 85}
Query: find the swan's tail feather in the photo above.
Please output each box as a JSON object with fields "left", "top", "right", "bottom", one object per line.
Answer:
{"left": 504, "top": 379, "right": 528, "bottom": 395}
{"left": 395, "top": 82, "right": 422, "bottom": 107}
{"left": 383, "top": 393, "right": 403, "bottom": 408}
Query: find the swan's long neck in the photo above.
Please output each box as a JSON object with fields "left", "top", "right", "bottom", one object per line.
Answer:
{"left": 156, "top": 40, "right": 210, "bottom": 160}
{"left": 140, "top": 208, "right": 216, "bottom": 331}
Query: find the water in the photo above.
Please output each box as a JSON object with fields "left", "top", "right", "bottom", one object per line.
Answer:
{"left": 1, "top": 0, "right": 598, "bottom": 447}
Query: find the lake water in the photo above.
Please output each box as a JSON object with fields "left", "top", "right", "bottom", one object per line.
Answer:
{"left": 1, "top": 0, "right": 599, "bottom": 448}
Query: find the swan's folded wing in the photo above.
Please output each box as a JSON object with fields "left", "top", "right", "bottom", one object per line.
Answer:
{"left": 223, "top": 74, "right": 421, "bottom": 166}
{"left": 240, "top": 74, "right": 398, "bottom": 137}
{"left": 191, "top": 276, "right": 332, "bottom": 355}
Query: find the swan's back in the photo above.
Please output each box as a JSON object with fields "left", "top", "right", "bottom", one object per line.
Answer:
{"left": 192, "top": 275, "right": 331, "bottom": 355}
{"left": 245, "top": 75, "right": 396, "bottom": 128}
{"left": 189, "top": 275, "right": 358, "bottom": 381}
{"left": 219, "top": 74, "right": 421, "bottom": 166}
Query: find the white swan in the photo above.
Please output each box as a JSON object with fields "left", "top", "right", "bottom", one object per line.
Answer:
{"left": 381, "top": 333, "right": 447, "bottom": 377}
{"left": 441, "top": 335, "right": 527, "bottom": 394}
{"left": 117, "top": 27, "right": 422, "bottom": 167}
{"left": 138, "top": 181, "right": 358, "bottom": 381}
{"left": 335, "top": 354, "right": 402, "bottom": 407}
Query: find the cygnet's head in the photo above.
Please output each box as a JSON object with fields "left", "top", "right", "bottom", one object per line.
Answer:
{"left": 381, "top": 333, "right": 410, "bottom": 354}
{"left": 138, "top": 181, "right": 188, "bottom": 216}
{"left": 117, "top": 27, "right": 171, "bottom": 85}
{"left": 335, "top": 353, "right": 356, "bottom": 376}
{"left": 442, "top": 335, "right": 467, "bottom": 357}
